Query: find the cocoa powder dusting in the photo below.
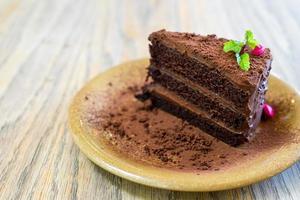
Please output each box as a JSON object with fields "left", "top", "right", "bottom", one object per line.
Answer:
{"left": 82, "top": 82, "right": 298, "bottom": 172}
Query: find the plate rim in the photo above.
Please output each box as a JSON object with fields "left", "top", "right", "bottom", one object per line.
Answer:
{"left": 68, "top": 58, "right": 300, "bottom": 192}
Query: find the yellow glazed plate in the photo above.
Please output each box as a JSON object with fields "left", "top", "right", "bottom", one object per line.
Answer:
{"left": 69, "top": 59, "right": 300, "bottom": 192}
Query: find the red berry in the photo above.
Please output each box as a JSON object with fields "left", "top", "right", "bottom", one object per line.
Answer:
{"left": 251, "top": 44, "right": 265, "bottom": 56}
{"left": 262, "top": 103, "right": 275, "bottom": 119}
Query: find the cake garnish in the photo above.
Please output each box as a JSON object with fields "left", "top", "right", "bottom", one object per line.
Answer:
{"left": 223, "top": 30, "right": 265, "bottom": 71}
{"left": 251, "top": 44, "right": 265, "bottom": 56}
{"left": 245, "top": 30, "right": 259, "bottom": 49}
{"left": 262, "top": 103, "right": 275, "bottom": 120}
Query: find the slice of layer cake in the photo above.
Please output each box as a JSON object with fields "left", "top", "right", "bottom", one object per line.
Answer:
{"left": 143, "top": 29, "right": 272, "bottom": 146}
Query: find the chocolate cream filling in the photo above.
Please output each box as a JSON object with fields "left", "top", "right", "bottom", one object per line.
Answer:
{"left": 246, "top": 59, "right": 272, "bottom": 139}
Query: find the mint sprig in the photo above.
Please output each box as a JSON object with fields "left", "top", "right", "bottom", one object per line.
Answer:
{"left": 223, "top": 30, "right": 259, "bottom": 71}
{"left": 223, "top": 40, "right": 244, "bottom": 53}
{"left": 239, "top": 53, "right": 250, "bottom": 71}
{"left": 245, "top": 30, "right": 258, "bottom": 49}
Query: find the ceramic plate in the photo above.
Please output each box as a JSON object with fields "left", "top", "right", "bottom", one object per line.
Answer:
{"left": 68, "top": 59, "right": 300, "bottom": 191}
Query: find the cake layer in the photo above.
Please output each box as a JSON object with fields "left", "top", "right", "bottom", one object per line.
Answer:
{"left": 146, "top": 88, "right": 249, "bottom": 146}
{"left": 149, "top": 30, "right": 272, "bottom": 108}
{"left": 148, "top": 66, "right": 248, "bottom": 130}
{"left": 149, "top": 40, "right": 249, "bottom": 107}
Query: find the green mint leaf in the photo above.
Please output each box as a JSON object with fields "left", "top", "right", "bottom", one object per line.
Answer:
{"left": 239, "top": 53, "right": 250, "bottom": 71}
{"left": 245, "top": 30, "right": 254, "bottom": 42}
{"left": 223, "top": 40, "right": 244, "bottom": 53}
{"left": 245, "top": 30, "right": 258, "bottom": 49}
{"left": 247, "top": 39, "right": 259, "bottom": 49}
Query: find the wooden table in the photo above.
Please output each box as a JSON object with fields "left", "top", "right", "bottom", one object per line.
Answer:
{"left": 0, "top": 0, "right": 299, "bottom": 199}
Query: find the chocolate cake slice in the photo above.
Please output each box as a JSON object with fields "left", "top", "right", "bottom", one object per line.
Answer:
{"left": 142, "top": 29, "right": 272, "bottom": 146}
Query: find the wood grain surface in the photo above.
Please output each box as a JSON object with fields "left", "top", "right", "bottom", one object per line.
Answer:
{"left": 0, "top": 0, "right": 299, "bottom": 199}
